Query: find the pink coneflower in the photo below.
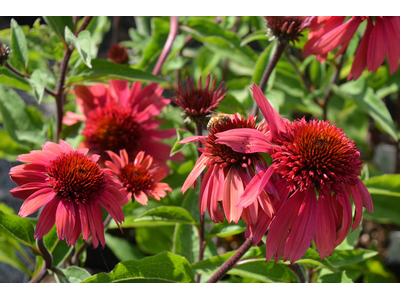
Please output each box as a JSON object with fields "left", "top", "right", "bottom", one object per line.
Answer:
{"left": 180, "top": 113, "right": 277, "bottom": 228}
{"left": 171, "top": 74, "right": 228, "bottom": 123}
{"left": 9, "top": 140, "right": 125, "bottom": 248}
{"left": 265, "top": 16, "right": 314, "bottom": 42}
{"left": 105, "top": 149, "right": 172, "bottom": 206}
{"left": 63, "top": 80, "right": 183, "bottom": 171}
{"left": 303, "top": 16, "right": 400, "bottom": 80}
{"left": 216, "top": 84, "right": 373, "bottom": 263}
{"left": 107, "top": 44, "right": 129, "bottom": 64}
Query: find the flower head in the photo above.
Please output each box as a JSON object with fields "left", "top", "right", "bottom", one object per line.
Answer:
{"left": 9, "top": 140, "right": 125, "bottom": 248}
{"left": 105, "top": 149, "right": 172, "bottom": 206}
{"left": 180, "top": 113, "right": 277, "bottom": 228}
{"left": 171, "top": 74, "right": 228, "bottom": 123}
{"left": 63, "top": 80, "right": 183, "bottom": 171}
{"left": 265, "top": 16, "right": 314, "bottom": 42}
{"left": 303, "top": 16, "right": 400, "bottom": 80}
{"left": 216, "top": 84, "right": 373, "bottom": 263}
{"left": 107, "top": 44, "right": 129, "bottom": 64}
{"left": 0, "top": 43, "right": 10, "bottom": 66}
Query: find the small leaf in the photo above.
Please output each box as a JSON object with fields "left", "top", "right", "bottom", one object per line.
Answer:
{"left": 29, "top": 70, "right": 44, "bottom": 103}
{"left": 82, "top": 252, "right": 195, "bottom": 283}
{"left": 55, "top": 266, "right": 91, "bottom": 283}
{"left": 170, "top": 129, "right": 193, "bottom": 156}
{"left": 0, "top": 209, "right": 38, "bottom": 252}
{"left": 65, "top": 27, "right": 92, "bottom": 68}
{"left": 66, "top": 59, "right": 164, "bottom": 86}
{"left": 10, "top": 19, "right": 29, "bottom": 70}
{"left": 207, "top": 219, "right": 246, "bottom": 240}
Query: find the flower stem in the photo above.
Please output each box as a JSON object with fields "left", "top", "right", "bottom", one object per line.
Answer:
{"left": 152, "top": 16, "right": 178, "bottom": 76}
{"left": 251, "top": 40, "right": 287, "bottom": 117}
{"left": 286, "top": 263, "right": 306, "bottom": 283}
{"left": 208, "top": 237, "right": 254, "bottom": 283}
{"left": 29, "top": 238, "right": 53, "bottom": 283}
{"left": 54, "top": 16, "right": 93, "bottom": 142}
{"left": 194, "top": 120, "right": 205, "bottom": 283}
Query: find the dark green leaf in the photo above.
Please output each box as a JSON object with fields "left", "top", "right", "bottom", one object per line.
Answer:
{"left": 0, "top": 209, "right": 38, "bottom": 252}
{"left": 29, "top": 69, "right": 44, "bottom": 103}
{"left": 363, "top": 174, "right": 400, "bottom": 225}
{"left": 317, "top": 271, "right": 353, "bottom": 283}
{"left": 252, "top": 41, "right": 275, "bottom": 90}
{"left": 10, "top": 19, "right": 29, "bottom": 70}
{"left": 43, "top": 225, "right": 73, "bottom": 267}
{"left": 65, "top": 27, "right": 92, "bottom": 68}
{"left": 135, "top": 226, "right": 174, "bottom": 255}
{"left": 43, "top": 16, "right": 74, "bottom": 44}
{"left": 105, "top": 233, "right": 145, "bottom": 261}
{"left": 0, "top": 68, "right": 31, "bottom": 90}
{"left": 328, "top": 249, "right": 378, "bottom": 268}
{"left": 207, "top": 219, "right": 246, "bottom": 240}
{"left": 170, "top": 129, "right": 193, "bottom": 156}
{"left": 82, "top": 252, "right": 195, "bottom": 283}
{"left": 55, "top": 266, "right": 91, "bottom": 283}
{"left": 295, "top": 248, "right": 337, "bottom": 272}
{"left": 66, "top": 59, "right": 163, "bottom": 86}
{"left": 172, "top": 223, "right": 198, "bottom": 264}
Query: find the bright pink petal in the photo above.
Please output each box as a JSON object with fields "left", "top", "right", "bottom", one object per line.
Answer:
{"left": 222, "top": 166, "right": 244, "bottom": 223}
{"left": 179, "top": 135, "right": 205, "bottom": 144}
{"left": 181, "top": 154, "right": 208, "bottom": 194}
{"left": 334, "top": 185, "right": 352, "bottom": 247}
{"left": 109, "top": 80, "right": 130, "bottom": 105}
{"left": 34, "top": 197, "right": 61, "bottom": 240}
{"left": 78, "top": 204, "right": 90, "bottom": 241}
{"left": 10, "top": 182, "right": 50, "bottom": 200}
{"left": 63, "top": 111, "right": 86, "bottom": 126}
{"left": 367, "top": 17, "right": 388, "bottom": 73}
{"left": 18, "top": 188, "right": 56, "bottom": 218}
{"left": 59, "top": 139, "right": 75, "bottom": 153}
{"left": 355, "top": 178, "right": 373, "bottom": 213}
{"left": 134, "top": 190, "right": 149, "bottom": 206}
{"left": 55, "top": 200, "right": 76, "bottom": 242}
{"left": 384, "top": 17, "right": 400, "bottom": 74}
{"left": 17, "top": 151, "right": 55, "bottom": 165}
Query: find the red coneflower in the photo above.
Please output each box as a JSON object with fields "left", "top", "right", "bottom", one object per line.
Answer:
{"left": 63, "top": 80, "right": 183, "bottom": 171}
{"left": 265, "top": 16, "right": 314, "bottom": 42}
{"left": 171, "top": 74, "right": 228, "bottom": 123}
{"left": 216, "top": 84, "right": 373, "bottom": 263}
{"left": 180, "top": 113, "right": 277, "bottom": 228}
{"left": 105, "top": 149, "right": 172, "bottom": 206}
{"left": 303, "top": 16, "right": 400, "bottom": 80}
{"left": 9, "top": 140, "right": 125, "bottom": 248}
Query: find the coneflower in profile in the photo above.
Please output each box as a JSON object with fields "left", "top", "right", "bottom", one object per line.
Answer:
{"left": 105, "top": 149, "right": 172, "bottom": 206}
{"left": 216, "top": 84, "right": 373, "bottom": 263}
{"left": 265, "top": 16, "right": 314, "bottom": 42}
{"left": 9, "top": 140, "right": 125, "bottom": 248}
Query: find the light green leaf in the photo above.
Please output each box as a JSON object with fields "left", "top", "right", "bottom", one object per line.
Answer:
{"left": 135, "top": 226, "right": 174, "bottom": 255}
{"left": 240, "top": 29, "right": 270, "bottom": 46}
{"left": 65, "top": 27, "right": 92, "bottom": 68}
{"left": 43, "top": 225, "right": 73, "bottom": 267}
{"left": 66, "top": 59, "right": 164, "bottom": 86}
{"left": 0, "top": 68, "right": 31, "bottom": 90}
{"left": 82, "top": 252, "right": 195, "bottom": 283}
{"left": 105, "top": 233, "right": 145, "bottom": 261}
{"left": 170, "top": 129, "right": 193, "bottom": 156}
{"left": 172, "top": 223, "right": 198, "bottom": 264}
{"left": 207, "top": 219, "right": 246, "bottom": 240}
{"left": 55, "top": 266, "right": 91, "bottom": 283}
{"left": 29, "top": 69, "right": 44, "bottom": 103}
{"left": 317, "top": 271, "right": 353, "bottom": 283}
{"left": 0, "top": 233, "right": 33, "bottom": 275}
{"left": 10, "top": 19, "right": 29, "bottom": 70}
{"left": 328, "top": 249, "right": 378, "bottom": 268}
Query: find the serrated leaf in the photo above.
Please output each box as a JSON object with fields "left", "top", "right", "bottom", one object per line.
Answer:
{"left": 363, "top": 174, "right": 400, "bottom": 225}
{"left": 66, "top": 59, "right": 164, "bottom": 86}
{"left": 55, "top": 266, "right": 91, "bottom": 283}
{"left": 0, "top": 209, "right": 38, "bottom": 252}
{"left": 82, "top": 252, "right": 195, "bottom": 283}
{"left": 29, "top": 69, "right": 44, "bottom": 103}
{"left": 10, "top": 19, "right": 29, "bottom": 70}
{"left": 65, "top": 27, "right": 92, "bottom": 68}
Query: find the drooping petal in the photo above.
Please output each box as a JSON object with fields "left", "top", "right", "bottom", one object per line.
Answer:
{"left": 18, "top": 188, "right": 56, "bottom": 218}
{"left": 134, "top": 190, "right": 149, "bottom": 206}
{"left": 367, "top": 17, "right": 388, "bottom": 73}
{"left": 55, "top": 200, "right": 76, "bottom": 243}
{"left": 10, "top": 182, "right": 50, "bottom": 200}
{"left": 223, "top": 166, "right": 244, "bottom": 223}
{"left": 34, "top": 197, "right": 61, "bottom": 240}
{"left": 181, "top": 154, "right": 208, "bottom": 194}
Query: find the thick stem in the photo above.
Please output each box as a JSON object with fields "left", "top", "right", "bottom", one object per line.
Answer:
{"left": 287, "top": 264, "right": 306, "bottom": 283}
{"left": 54, "top": 16, "right": 93, "bottom": 142}
{"left": 194, "top": 120, "right": 205, "bottom": 283}
{"left": 252, "top": 40, "right": 287, "bottom": 117}
{"left": 208, "top": 237, "right": 254, "bottom": 283}
{"left": 153, "top": 16, "right": 178, "bottom": 76}
{"left": 29, "top": 238, "right": 53, "bottom": 283}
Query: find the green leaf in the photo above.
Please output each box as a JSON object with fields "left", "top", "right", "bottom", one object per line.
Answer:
{"left": 65, "top": 27, "right": 92, "bottom": 68}
{"left": 240, "top": 29, "right": 270, "bottom": 46}
{"left": 29, "top": 69, "right": 44, "bottom": 103}
{"left": 227, "top": 259, "right": 298, "bottom": 283}
{"left": 82, "top": 252, "right": 195, "bottom": 283}
{"left": 317, "top": 271, "right": 353, "bottom": 283}
{"left": 66, "top": 59, "right": 164, "bottom": 86}
{"left": 0, "top": 209, "right": 38, "bottom": 252}
{"left": 43, "top": 225, "right": 73, "bottom": 267}
{"left": 105, "top": 233, "right": 145, "bottom": 261}
{"left": 0, "top": 129, "right": 29, "bottom": 159}
{"left": 363, "top": 174, "right": 400, "bottom": 225}
{"left": 328, "top": 249, "right": 378, "bottom": 268}
{"left": 55, "top": 266, "right": 91, "bottom": 283}
{"left": 43, "top": 16, "right": 74, "bottom": 44}
{"left": 252, "top": 41, "right": 275, "bottom": 90}
{"left": 135, "top": 226, "right": 174, "bottom": 255}
{"left": 170, "top": 129, "right": 193, "bottom": 156}
{"left": 295, "top": 248, "right": 337, "bottom": 272}
{"left": 0, "top": 232, "right": 33, "bottom": 275}
{"left": 0, "top": 68, "right": 31, "bottom": 90}
{"left": 10, "top": 19, "right": 29, "bottom": 70}
{"left": 172, "top": 223, "right": 199, "bottom": 264}
{"left": 207, "top": 219, "right": 246, "bottom": 240}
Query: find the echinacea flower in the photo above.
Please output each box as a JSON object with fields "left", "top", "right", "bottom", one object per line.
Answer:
{"left": 105, "top": 149, "right": 172, "bottom": 206}
{"left": 107, "top": 44, "right": 129, "bottom": 64}
{"left": 180, "top": 113, "right": 277, "bottom": 228}
{"left": 9, "top": 140, "right": 125, "bottom": 248}
{"left": 265, "top": 16, "right": 314, "bottom": 42}
{"left": 303, "top": 16, "right": 400, "bottom": 80}
{"left": 171, "top": 74, "right": 228, "bottom": 124}
{"left": 63, "top": 80, "right": 183, "bottom": 171}
{"left": 216, "top": 84, "right": 373, "bottom": 263}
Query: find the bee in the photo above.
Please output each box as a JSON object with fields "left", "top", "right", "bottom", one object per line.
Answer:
{"left": 206, "top": 112, "right": 230, "bottom": 129}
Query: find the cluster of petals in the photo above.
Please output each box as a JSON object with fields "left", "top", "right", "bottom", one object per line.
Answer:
{"left": 265, "top": 16, "right": 314, "bottom": 42}
{"left": 303, "top": 16, "right": 400, "bottom": 80}
{"left": 9, "top": 140, "right": 125, "bottom": 248}
{"left": 179, "top": 113, "right": 278, "bottom": 230}
{"left": 171, "top": 74, "right": 228, "bottom": 122}
{"left": 105, "top": 149, "right": 172, "bottom": 206}
{"left": 215, "top": 84, "right": 374, "bottom": 263}
{"left": 63, "top": 79, "right": 183, "bottom": 171}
